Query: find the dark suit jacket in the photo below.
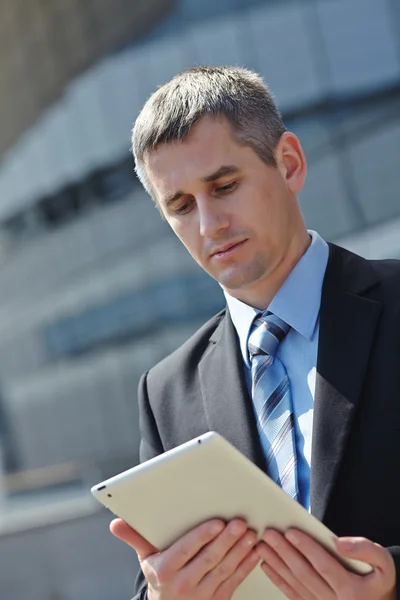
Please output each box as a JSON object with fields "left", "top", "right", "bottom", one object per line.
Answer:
{"left": 131, "top": 243, "right": 400, "bottom": 599}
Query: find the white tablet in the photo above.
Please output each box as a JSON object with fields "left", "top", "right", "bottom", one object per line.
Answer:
{"left": 91, "top": 431, "right": 371, "bottom": 600}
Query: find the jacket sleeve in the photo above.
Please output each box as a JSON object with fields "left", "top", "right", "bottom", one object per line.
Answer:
{"left": 130, "top": 371, "right": 165, "bottom": 599}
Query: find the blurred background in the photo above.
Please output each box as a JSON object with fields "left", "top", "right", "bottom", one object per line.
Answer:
{"left": 0, "top": 0, "right": 399, "bottom": 598}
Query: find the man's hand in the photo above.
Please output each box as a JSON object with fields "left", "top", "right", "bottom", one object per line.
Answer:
{"left": 110, "top": 518, "right": 259, "bottom": 599}
{"left": 256, "top": 528, "right": 396, "bottom": 600}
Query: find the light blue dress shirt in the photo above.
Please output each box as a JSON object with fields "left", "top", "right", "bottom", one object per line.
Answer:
{"left": 224, "top": 230, "right": 329, "bottom": 511}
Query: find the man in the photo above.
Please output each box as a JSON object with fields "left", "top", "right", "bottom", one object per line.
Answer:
{"left": 110, "top": 66, "right": 400, "bottom": 600}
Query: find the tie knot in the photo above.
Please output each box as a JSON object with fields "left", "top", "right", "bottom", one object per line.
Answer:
{"left": 248, "top": 312, "right": 290, "bottom": 359}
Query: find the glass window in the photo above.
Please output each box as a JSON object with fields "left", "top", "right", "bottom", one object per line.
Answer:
{"left": 38, "top": 186, "right": 80, "bottom": 226}
{"left": 44, "top": 275, "right": 224, "bottom": 358}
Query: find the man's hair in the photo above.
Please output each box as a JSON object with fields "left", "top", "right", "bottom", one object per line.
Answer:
{"left": 132, "top": 65, "right": 286, "bottom": 199}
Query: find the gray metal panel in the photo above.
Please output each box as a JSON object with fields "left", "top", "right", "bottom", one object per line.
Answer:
{"left": 100, "top": 51, "right": 143, "bottom": 154}
{"left": 0, "top": 510, "right": 138, "bottom": 600}
{"left": 300, "top": 152, "right": 359, "bottom": 239}
{"left": 188, "top": 12, "right": 245, "bottom": 67}
{"left": 144, "top": 34, "right": 195, "bottom": 88}
{"left": 317, "top": 0, "right": 400, "bottom": 95}
{"left": 47, "top": 512, "right": 137, "bottom": 599}
{"left": 348, "top": 121, "right": 400, "bottom": 225}
{"left": 0, "top": 527, "right": 50, "bottom": 591}
{"left": 248, "top": 3, "right": 322, "bottom": 111}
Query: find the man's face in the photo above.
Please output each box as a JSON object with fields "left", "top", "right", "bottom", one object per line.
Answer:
{"left": 145, "top": 116, "right": 306, "bottom": 303}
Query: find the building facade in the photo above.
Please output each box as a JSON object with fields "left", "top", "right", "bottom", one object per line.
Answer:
{"left": 0, "top": 0, "right": 400, "bottom": 598}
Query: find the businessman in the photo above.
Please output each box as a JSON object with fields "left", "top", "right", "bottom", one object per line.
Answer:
{"left": 110, "top": 66, "right": 400, "bottom": 600}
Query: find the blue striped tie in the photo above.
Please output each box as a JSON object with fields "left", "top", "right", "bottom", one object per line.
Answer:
{"left": 248, "top": 312, "right": 299, "bottom": 501}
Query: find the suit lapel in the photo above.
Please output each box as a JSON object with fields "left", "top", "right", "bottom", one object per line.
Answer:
{"left": 199, "top": 312, "right": 266, "bottom": 471}
{"left": 310, "top": 244, "right": 382, "bottom": 521}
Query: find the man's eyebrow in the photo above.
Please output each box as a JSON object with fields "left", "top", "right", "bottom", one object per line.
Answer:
{"left": 163, "top": 191, "right": 184, "bottom": 207}
{"left": 162, "top": 165, "right": 239, "bottom": 207}
{"left": 201, "top": 165, "right": 239, "bottom": 183}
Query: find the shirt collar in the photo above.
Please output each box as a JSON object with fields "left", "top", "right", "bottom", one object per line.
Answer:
{"left": 224, "top": 230, "right": 329, "bottom": 367}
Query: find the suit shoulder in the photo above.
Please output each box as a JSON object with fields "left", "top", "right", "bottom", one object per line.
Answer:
{"left": 368, "top": 257, "right": 400, "bottom": 283}
{"left": 146, "top": 309, "right": 226, "bottom": 383}
{"left": 366, "top": 257, "right": 400, "bottom": 311}
{"left": 327, "top": 243, "right": 400, "bottom": 296}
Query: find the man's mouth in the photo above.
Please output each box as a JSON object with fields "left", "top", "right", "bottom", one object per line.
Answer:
{"left": 211, "top": 239, "right": 247, "bottom": 258}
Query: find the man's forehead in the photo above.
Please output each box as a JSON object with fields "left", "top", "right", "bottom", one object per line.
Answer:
{"left": 144, "top": 118, "right": 244, "bottom": 200}
{"left": 146, "top": 139, "right": 239, "bottom": 182}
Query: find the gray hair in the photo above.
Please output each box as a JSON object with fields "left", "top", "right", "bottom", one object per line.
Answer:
{"left": 132, "top": 66, "right": 286, "bottom": 199}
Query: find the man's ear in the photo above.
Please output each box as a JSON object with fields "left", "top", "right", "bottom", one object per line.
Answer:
{"left": 275, "top": 132, "right": 307, "bottom": 195}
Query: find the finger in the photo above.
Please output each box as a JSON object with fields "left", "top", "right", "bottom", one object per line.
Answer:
{"left": 179, "top": 519, "right": 248, "bottom": 587}
{"left": 198, "top": 529, "right": 257, "bottom": 594}
{"left": 260, "top": 560, "right": 303, "bottom": 600}
{"left": 257, "top": 540, "right": 322, "bottom": 600}
{"left": 110, "top": 519, "right": 158, "bottom": 560}
{"left": 160, "top": 518, "right": 226, "bottom": 572}
{"left": 284, "top": 529, "right": 353, "bottom": 591}
{"left": 216, "top": 550, "right": 260, "bottom": 598}
{"left": 335, "top": 537, "right": 393, "bottom": 573}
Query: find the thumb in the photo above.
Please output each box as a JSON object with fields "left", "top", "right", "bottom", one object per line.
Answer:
{"left": 110, "top": 518, "right": 159, "bottom": 561}
{"left": 335, "top": 536, "right": 394, "bottom": 573}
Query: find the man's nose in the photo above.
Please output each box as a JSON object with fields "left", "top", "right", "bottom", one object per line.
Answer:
{"left": 198, "top": 199, "right": 229, "bottom": 238}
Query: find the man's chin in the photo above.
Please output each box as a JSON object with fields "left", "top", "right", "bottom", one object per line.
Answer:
{"left": 212, "top": 260, "right": 269, "bottom": 292}
{"left": 214, "top": 270, "right": 254, "bottom": 291}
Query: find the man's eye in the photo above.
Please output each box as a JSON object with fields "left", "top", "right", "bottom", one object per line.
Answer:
{"left": 216, "top": 181, "right": 237, "bottom": 193}
{"left": 175, "top": 202, "right": 191, "bottom": 215}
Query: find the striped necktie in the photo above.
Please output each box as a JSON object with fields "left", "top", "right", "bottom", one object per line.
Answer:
{"left": 248, "top": 312, "right": 299, "bottom": 501}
